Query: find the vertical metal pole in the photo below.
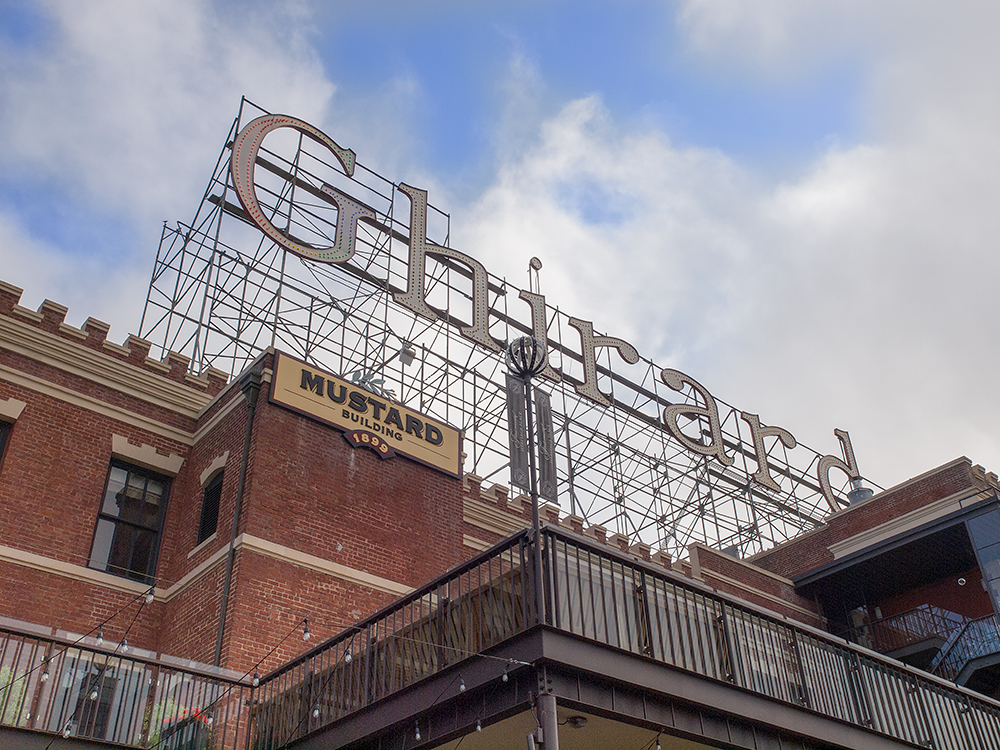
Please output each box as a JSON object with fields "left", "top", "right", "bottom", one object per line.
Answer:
{"left": 214, "top": 369, "right": 262, "bottom": 666}
{"left": 538, "top": 693, "right": 559, "bottom": 750}
{"left": 525, "top": 374, "right": 544, "bottom": 626}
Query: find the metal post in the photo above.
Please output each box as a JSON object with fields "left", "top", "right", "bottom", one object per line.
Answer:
{"left": 214, "top": 369, "right": 262, "bottom": 666}
{"left": 524, "top": 373, "right": 545, "bottom": 625}
{"left": 506, "top": 337, "right": 549, "bottom": 628}
{"left": 538, "top": 693, "right": 559, "bottom": 750}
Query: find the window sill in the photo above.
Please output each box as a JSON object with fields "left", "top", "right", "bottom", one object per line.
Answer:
{"left": 188, "top": 532, "right": 218, "bottom": 559}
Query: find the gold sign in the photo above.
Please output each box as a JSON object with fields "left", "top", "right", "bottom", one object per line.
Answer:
{"left": 269, "top": 352, "right": 462, "bottom": 477}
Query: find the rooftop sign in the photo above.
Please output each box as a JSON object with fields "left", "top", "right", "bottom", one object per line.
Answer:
{"left": 234, "top": 114, "right": 865, "bottom": 512}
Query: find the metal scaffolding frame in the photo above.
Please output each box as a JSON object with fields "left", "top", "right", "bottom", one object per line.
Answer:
{"left": 139, "top": 99, "right": 878, "bottom": 560}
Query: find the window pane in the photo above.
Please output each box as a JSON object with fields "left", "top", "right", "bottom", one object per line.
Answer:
{"left": 101, "top": 467, "right": 128, "bottom": 517}
{"left": 967, "top": 509, "right": 1000, "bottom": 549}
{"left": 979, "top": 541, "right": 1000, "bottom": 581}
{"left": 989, "top": 579, "right": 1000, "bottom": 609}
{"left": 139, "top": 494, "right": 161, "bottom": 528}
{"left": 146, "top": 479, "right": 164, "bottom": 501}
{"left": 128, "top": 529, "right": 156, "bottom": 581}
{"left": 107, "top": 524, "right": 137, "bottom": 577}
{"left": 198, "top": 475, "right": 223, "bottom": 544}
{"left": 89, "top": 519, "right": 117, "bottom": 571}
{"left": 90, "top": 462, "right": 170, "bottom": 582}
{"left": 0, "top": 421, "right": 11, "bottom": 465}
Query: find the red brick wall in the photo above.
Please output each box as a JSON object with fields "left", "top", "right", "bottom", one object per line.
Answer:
{"left": 692, "top": 545, "right": 823, "bottom": 628}
{"left": 875, "top": 567, "right": 993, "bottom": 621}
{"left": 0, "top": 316, "right": 479, "bottom": 677}
{"left": 752, "top": 459, "right": 982, "bottom": 581}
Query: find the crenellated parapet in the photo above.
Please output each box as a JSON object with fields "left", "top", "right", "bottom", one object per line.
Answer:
{"left": 0, "top": 280, "right": 228, "bottom": 397}
{"left": 461, "top": 472, "right": 674, "bottom": 572}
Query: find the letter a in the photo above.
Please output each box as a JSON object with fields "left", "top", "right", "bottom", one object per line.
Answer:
{"left": 659, "top": 369, "right": 733, "bottom": 466}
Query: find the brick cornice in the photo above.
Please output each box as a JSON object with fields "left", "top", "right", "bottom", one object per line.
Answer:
{"left": 0, "top": 313, "right": 211, "bottom": 417}
{"left": 0, "top": 363, "right": 194, "bottom": 445}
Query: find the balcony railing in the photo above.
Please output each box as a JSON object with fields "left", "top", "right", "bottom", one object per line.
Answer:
{"left": 933, "top": 614, "right": 1000, "bottom": 682}
{"left": 0, "top": 621, "right": 252, "bottom": 748}
{"left": 250, "top": 532, "right": 531, "bottom": 749}
{"left": 856, "top": 605, "right": 968, "bottom": 655}
{"left": 255, "top": 527, "right": 1000, "bottom": 750}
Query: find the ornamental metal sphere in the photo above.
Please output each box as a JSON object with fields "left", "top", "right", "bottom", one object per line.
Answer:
{"left": 506, "top": 336, "right": 547, "bottom": 379}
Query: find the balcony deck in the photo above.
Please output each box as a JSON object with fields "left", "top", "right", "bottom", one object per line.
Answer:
{"left": 253, "top": 527, "right": 1000, "bottom": 750}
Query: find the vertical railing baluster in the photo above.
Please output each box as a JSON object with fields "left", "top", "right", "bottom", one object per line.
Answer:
{"left": 717, "top": 604, "right": 737, "bottom": 685}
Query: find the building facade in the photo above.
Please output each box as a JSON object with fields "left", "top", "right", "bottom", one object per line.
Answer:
{"left": 2, "top": 276, "right": 1000, "bottom": 748}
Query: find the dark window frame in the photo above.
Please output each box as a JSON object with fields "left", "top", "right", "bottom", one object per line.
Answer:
{"left": 198, "top": 471, "right": 223, "bottom": 544}
{"left": 88, "top": 460, "right": 171, "bottom": 584}
{"left": 0, "top": 421, "right": 11, "bottom": 470}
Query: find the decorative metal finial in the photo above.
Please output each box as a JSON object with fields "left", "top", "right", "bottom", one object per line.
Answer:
{"left": 506, "top": 337, "right": 547, "bottom": 379}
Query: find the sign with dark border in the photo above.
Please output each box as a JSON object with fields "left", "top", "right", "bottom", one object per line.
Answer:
{"left": 269, "top": 351, "right": 462, "bottom": 478}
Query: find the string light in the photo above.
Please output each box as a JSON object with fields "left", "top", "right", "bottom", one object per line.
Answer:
{"left": 252, "top": 672, "right": 260, "bottom": 687}
{"left": 40, "top": 670, "right": 49, "bottom": 683}
{"left": 312, "top": 706, "right": 320, "bottom": 719}
{"left": 303, "top": 619, "right": 311, "bottom": 641}
{"left": 62, "top": 723, "right": 72, "bottom": 738}
{"left": 502, "top": 663, "right": 509, "bottom": 682}
{"left": 344, "top": 650, "right": 352, "bottom": 664}
{"left": 656, "top": 733, "right": 661, "bottom": 750}
{"left": 96, "top": 631, "right": 104, "bottom": 646}
{"left": 476, "top": 719, "right": 482, "bottom": 732}
{"left": 415, "top": 721, "right": 421, "bottom": 741}
{"left": 145, "top": 588, "right": 155, "bottom": 604}
{"left": 89, "top": 688, "right": 98, "bottom": 701}
{"left": 121, "top": 639, "right": 129, "bottom": 653}
{"left": 459, "top": 676, "right": 466, "bottom": 692}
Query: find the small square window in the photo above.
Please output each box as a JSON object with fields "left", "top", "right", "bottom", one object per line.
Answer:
{"left": 89, "top": 461, "right": 170, "bottom": 583}
{"left": 198, "top": 472, "right": 223, "bottom": 544}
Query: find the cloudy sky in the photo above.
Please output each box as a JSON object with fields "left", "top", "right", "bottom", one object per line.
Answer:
{"left": 1, "top": 0, "right": 998, "bottom": 488}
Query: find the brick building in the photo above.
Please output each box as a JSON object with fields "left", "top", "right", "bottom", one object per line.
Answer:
{"left": 2, "top": 276, "right": 1000, "bottom": 749}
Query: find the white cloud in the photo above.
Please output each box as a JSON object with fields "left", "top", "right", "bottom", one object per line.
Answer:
{"left": 673, "top": 2, "right": 1000, "bottom": 484}
{"left": 456, "top": 2, "right": 1000, "bottom": 486}
{"left": 3, "top": 0, "right": 1000, "bottom": 490}
{"left": 0, "top": 0, "right": 335, "bottom": 239}
{"left": 0, "top": 210, "right": 147, "bottom": 333}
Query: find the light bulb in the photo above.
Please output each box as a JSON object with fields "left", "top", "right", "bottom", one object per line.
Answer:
{"left": 121, "top": 640, "right": 129, "bottom": 653}
{"left": 96, "top": 631, "right": 104, "bottom": 646}
{"left": 459, "top": 677, "right": 466, "bottom": 692}
{"left": 62, "top": 724, "right": 72, "bottom": 738}
{"left": 41, "top": 670, "right": 49, "bottom": 683}
{"left": 145, "top": 589, "right": 155, "bottom": 604}
{"left": 89, "top": 689, "right": 98, "bottom": 701}
{"left": 303, "top": 621, "right": 311, "bottom": 641}
{"left": 344, "top": 651, "right": 352, "bottom": 664}
{"left": 415, "top": 722, "right": 421, "bottom": 741}
{"left": 502, "top": 666, "right": 509, "bottom": 683}
{"left": 252, "top": 672, "right": 260, "bottom": 687}
{"left": 312, "top": 706, "right": 320, "bottom": 719}
{"left": 476, "top": 719, "right": 482, "bottom": 732}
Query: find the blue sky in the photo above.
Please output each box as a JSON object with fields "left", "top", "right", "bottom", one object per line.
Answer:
{"left": 316, "top": 0, "right": 863, "bottom": 180}
{"left": 1, "top": 0, "right": 999, "bottom": 487}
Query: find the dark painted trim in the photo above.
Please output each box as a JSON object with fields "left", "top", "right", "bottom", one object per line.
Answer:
{"left": 794, "top": 492, "right": 999, "bottom": 589}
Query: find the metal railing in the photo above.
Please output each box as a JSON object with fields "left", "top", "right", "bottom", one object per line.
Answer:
{"left": 933, "top": 614, "right": 1000, "bottom": 682}
{"left": 0, "top": 624, "right": 252, "bottom": 748}
{"left": 250, "top": 532, "right": 531, "bottom": 749}
{"left": 855, "top": 605, "right": 968, "bottom": 655}
{"left": 241, "top": 525, "right": 1000, "bottom": 749}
